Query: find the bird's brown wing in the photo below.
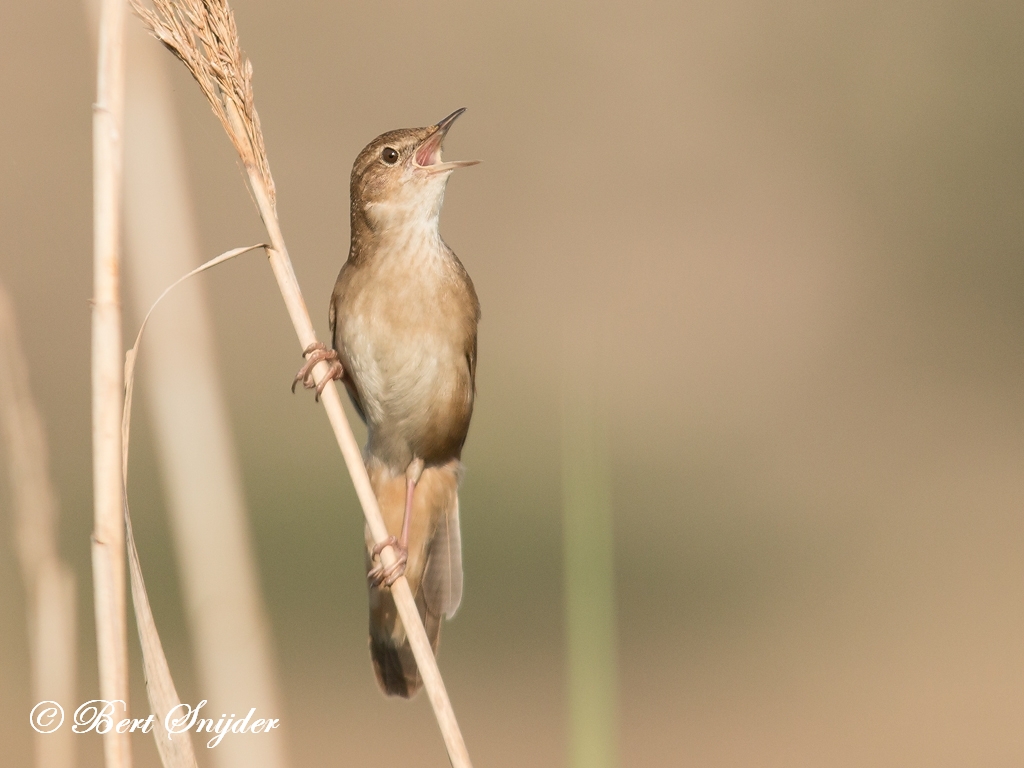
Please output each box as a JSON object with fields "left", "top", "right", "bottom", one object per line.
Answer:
{"left": 465, "top": 332, "right": 478, "bottom": 394}
{"left": 422, "top": 493, "right": 463, "bottom": 619}
{"left": 329, "top": 263, "right": 368, "bottom": 423}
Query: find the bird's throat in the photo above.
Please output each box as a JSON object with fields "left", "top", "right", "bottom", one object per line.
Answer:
{"left": 362, "top": 213, "right": 447, "bottom": 272}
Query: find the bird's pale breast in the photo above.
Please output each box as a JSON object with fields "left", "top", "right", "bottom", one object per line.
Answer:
{"left": 332, "top": 229, "right": 477, "bottom": 470}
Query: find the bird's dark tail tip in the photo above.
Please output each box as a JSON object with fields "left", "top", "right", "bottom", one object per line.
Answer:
{"left": 370, "top": 636, "right": 422, "bottom": 698}
{"left": 369, "top": 604, "right": 443, "bottom": 698}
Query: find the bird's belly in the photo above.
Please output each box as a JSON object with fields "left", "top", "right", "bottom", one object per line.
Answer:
{"left": 339, "top": 314, "right": 473, "bottom": 466}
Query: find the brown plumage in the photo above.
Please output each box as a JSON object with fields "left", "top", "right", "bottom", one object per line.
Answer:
{"left": 329, "top": 109, "right": 479, "bottom": 697}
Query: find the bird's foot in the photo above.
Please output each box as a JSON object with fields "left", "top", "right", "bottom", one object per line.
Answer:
{"left": 368, "top": 536, "right": 408, "bottom": 588}
{"left": 291, "top": 342, "right": 343, "bottom": 401}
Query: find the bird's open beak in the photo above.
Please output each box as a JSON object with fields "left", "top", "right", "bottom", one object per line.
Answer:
{"left": 414, "top": 108, "right": 481, "bottom": 172}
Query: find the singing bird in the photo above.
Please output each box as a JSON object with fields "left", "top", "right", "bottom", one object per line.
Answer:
{"left": 295, "top": 109, "right": 480, "bottom": 696}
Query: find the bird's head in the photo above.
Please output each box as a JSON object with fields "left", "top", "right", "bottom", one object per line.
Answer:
{"left": 350, "top": 108, "right": 479, "bottom": 233}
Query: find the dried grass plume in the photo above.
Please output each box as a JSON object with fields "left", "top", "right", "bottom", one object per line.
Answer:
{"left": 131, "top": 0, "right": 275, "bottom": 207}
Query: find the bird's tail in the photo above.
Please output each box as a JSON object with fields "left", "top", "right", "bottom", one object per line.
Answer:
{"left": 366, "top": 459, "right": 463, "bottom": 698}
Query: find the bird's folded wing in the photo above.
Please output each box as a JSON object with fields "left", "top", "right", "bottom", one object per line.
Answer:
{"left": 423, "top": 496, "right": 463, "bottom": 619}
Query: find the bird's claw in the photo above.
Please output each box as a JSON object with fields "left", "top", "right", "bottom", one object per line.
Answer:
{"left": 292, "top": 342, "right": 343, "bottom": 401}
{"left": 368, "top": 536, "right": 408, "bottom": 587}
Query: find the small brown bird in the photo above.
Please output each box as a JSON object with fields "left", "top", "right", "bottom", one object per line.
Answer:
{"left": 296, "top": 109, "right": 479, "bottom": 697}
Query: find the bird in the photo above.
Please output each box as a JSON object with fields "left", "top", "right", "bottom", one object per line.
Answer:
{"left": 294, "top": 108, "right": 480, "bottom": 697}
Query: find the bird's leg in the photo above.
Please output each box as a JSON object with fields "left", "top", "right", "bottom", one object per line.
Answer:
{"left": 398, "top": 458, "right": 424, "bottom": 549}
{"left": 291, "top": 341, "right": 343, "bottom": 401}
{"left": 368, "top": 458, "right": 424, "bottom": 587}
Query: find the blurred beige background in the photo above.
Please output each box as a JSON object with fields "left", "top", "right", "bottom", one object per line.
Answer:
{"left": 2, "top": 0, "right": 1023, "bottom": 765}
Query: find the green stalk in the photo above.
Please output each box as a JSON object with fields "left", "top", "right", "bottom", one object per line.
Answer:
{"left": 563, "top": 375, "right": 618, "bottom": 768}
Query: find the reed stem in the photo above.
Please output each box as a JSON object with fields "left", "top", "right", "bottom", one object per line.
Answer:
{"left": 92, "top": 0, "right": 131, "bottom": 766}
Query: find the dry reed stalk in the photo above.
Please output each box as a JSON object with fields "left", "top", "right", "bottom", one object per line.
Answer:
{"left": 130, "top": 1, "right": 473, "bottom": 764}
{"left": 0, "top": 282, "right": 77, "bottom": 768}
{"left": 123, "top": 19, "right": 288, "bottom": 767}
{"left": 92, "top": 0, "right": 132, "bottom": 766}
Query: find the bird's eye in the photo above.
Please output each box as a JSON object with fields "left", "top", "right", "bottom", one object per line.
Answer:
{"left": 381, "top": 147, "right": 399, "bottom": 164}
